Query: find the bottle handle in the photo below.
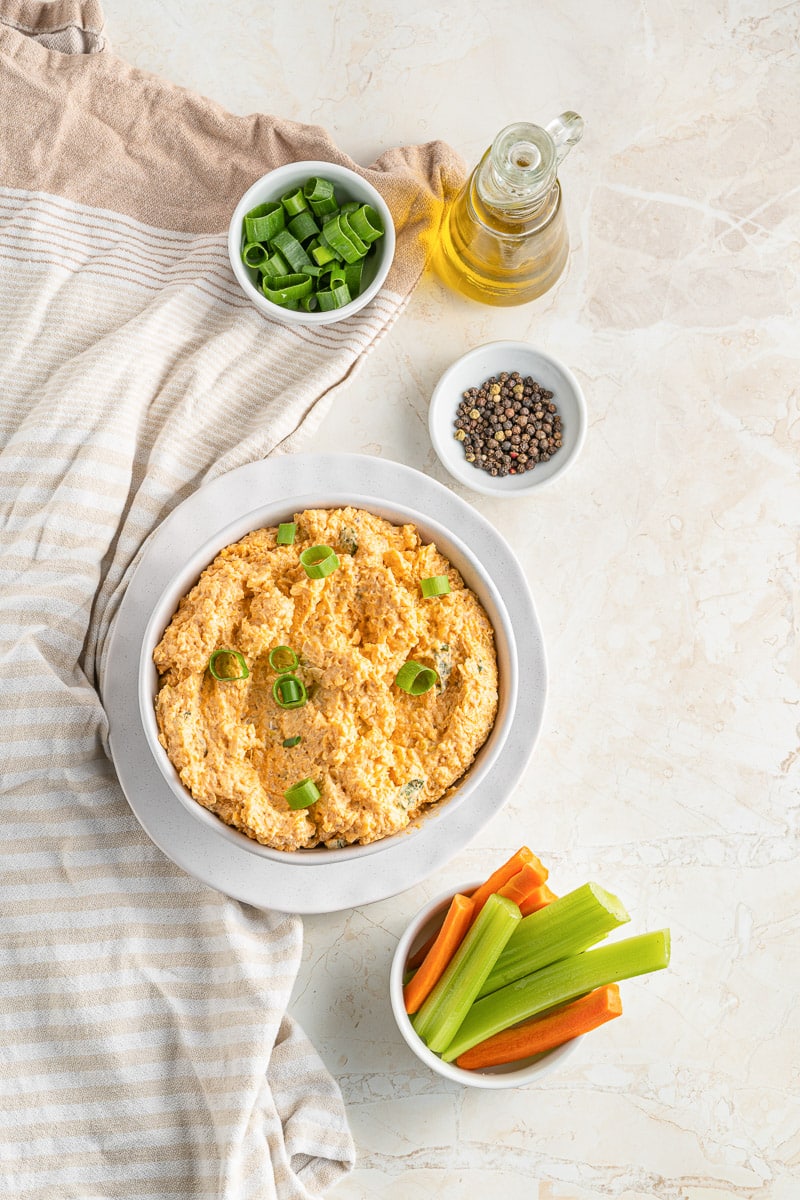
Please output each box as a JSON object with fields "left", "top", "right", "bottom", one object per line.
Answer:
{"left": 545, "top": 111, "right": 584, "bottom": 166}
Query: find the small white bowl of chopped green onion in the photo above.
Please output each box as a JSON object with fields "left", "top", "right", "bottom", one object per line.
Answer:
{"left": 390, "top": 849, "right": 671, "bottom": 1087}
{"left": 228, "top": 161, "right": 395, "bottom": 325}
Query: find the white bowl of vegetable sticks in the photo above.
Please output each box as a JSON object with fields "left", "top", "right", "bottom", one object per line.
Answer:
{"left": 391, "top": 853, "right": 672, "bottom": 1087}
{"left": 227, "top": 160, "right": 395, "bottom": 324}
{"left": 390, "top": 881, "right": 589, "bottom": 1087}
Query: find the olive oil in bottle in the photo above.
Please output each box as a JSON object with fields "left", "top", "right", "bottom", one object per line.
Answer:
{"left": 434, "top": 113, "right": 584, "bottom": 306}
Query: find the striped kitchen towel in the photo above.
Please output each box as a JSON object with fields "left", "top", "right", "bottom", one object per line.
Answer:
{"left": 0, "top": 2, "right": 464, "bottom": 1197}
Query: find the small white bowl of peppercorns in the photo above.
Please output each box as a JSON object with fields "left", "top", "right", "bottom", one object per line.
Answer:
{"left": 428, "top": 341, "right": 587, "bottom": 497}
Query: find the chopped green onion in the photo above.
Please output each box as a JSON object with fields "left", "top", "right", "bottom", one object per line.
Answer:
{"left": 272, "top": 673, "right": 307, "bottom": 709}
{"left": 282, "top": 735, "right": 302, "bottom": 748}
{"left": 395, "top": 660, "right": 438, "bottom": 695}
{"left": 260, "top": 250, "right": 291, "bottom": 278}
{"left": 208, "top": 648, "right": 249, "bottom": 681}
{"left": 348, "top": 203, "right": 384, "bottom": 244}
{"left": 411, "top": 894, "right": 521, "bottom": 1054}
{"left": 303, "top": 176, "right": 337, "bottom": 216}
{"left": 244, "top": 202, "right": 285, "bottom": 243}
{"left": 270, "top": 230, "right": 313, "bottom": 272}
{"left": 477, "top": 882, "right": 631, "bottom": 997}
{"left": 242, "top": 242, "right": 269, "bottom": 269}
{"left": 440, "top": 929, "right": 672, "bottom": 1063}
{"left": 241, "top": 175, "right": 387, "bottom": 314}
{"left": 311, "top": 241, "right": 339, "bottom": 266}
{"left": 288, "top": 210, "right": 319, "bottom": 243}
{"left": 321, "top": 212, "right": 365, "bottom": 264}
{"left": 277, "top": 522, "right": 296, "bottom": 545}
{"left": 268, "top": 645, "right": 298, "bottom": 672}
{"left": 420, "top": 575, "right": 451, "bottom": 598}
{"left": 261, "top": 273, "right": 313, "bottom": 306}
{"left": 284, "top": 777, "right": 320, "bottom": 810}
{"left": 300, "top": 545, "right": 340, "bottom": 579}
{"left": 280, "top": 188, "right": 308, "bottom": 217}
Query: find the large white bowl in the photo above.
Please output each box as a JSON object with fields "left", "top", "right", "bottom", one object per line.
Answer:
{"left": 390, "top": 881, "right": 583, "bottom": 1087}
{"left": 429, "top": 340, "right": 587, "bottom": 497}
{"left": 138, "top": 492, "right": 518, "bottom": 866}
{"left": 227, "top": 160, "right": 396, "bottom": 325}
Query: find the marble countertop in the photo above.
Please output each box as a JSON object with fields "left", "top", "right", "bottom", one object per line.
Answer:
{"left": 112, "top": 2, "right": 799, "bottom": 1196}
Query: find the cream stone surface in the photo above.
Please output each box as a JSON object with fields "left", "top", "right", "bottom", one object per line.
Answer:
{"left": 111, "top": 2, "right": 799, "bottom": 1196}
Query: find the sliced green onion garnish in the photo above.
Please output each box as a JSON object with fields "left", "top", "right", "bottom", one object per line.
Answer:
{"left": 260, "top": 250, "right": 291, "bottom": 278}
{"left": 420, "top": 576, "right": 451, "bottom": 598}
{"left": 348, "top": 204, "right": 384, "bottom": 244}
{"left": 242, "top": 242, "right": 269, "bottom": 269}
{"left": 208, "top": 648, "right": 249, "bottom": 681}
{"left": 284, "top": 777, "right": 320, "bottom": 810}
{"left": 244, "top": 202, "right": 285, "bottom": 243}
{"left": 277, "top": 522, "right": 296, "bottom": 545}
{"left": 288, "top": 210, "right": 319, "bottom": 243}
{"left": 261, "top": 273, "right": 313, "bottom": 306}
{"left": 268, "top": 645, "right": 298, "bottom": 672}
{"left": 311, "top": 240, "right": 338, "bottom": 266}
{"left": 321, "top": 212, "right": 364, "bottom": 263}
{"left": 395, "top": 660, "right": 438, "bottom": 695}
{"left": 338, "top": 211, "right": 369, "bottom": 257}
{"left": 282, "top": 735, "right": 302, "bottom": 748}
{"left": 270, "top": 230, "right": 313, "bottom": 272}
{"left": 272, "top": 673, "right": 307, "bottom": 709}
{"left": 300, "top": 545, "right": 340, "bottom": 579}
{"left": 280, "top": 188, "right": 308, "bottom": 217}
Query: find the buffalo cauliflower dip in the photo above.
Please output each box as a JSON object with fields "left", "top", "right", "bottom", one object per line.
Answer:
{"left": 153, "top": 507, "right": 498, "bottom": 851}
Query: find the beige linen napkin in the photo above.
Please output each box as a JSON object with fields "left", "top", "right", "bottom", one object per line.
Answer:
{"left": 0, "top": 2, "right": 464, "bottom": 1196}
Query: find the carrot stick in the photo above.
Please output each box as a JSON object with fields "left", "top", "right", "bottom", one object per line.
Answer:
{"left": 468, "top": 847, "right": 546, "bottom": 917}
{"left": 518, "top": 883, "right": 558, "bottom": 917}
{"left": 497, "top": 863, "right": 550, "bottom": 908}
{"left": 407, "top": 848, "right": 548, "bottom": 969}
{"left": 404, "top": 893, "right": 475, "bottom": 1014}
{"left": 454, "top": 983, "right": 622, "bottom": 1070}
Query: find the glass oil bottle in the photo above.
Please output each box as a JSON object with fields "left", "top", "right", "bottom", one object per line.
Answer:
{"left": 434, "top": 112, "right": 584, "bottom": 306}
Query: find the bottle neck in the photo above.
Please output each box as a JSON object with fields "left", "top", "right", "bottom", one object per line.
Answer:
{"left": 474, "top": 148, "right": 560, "bottom": 224}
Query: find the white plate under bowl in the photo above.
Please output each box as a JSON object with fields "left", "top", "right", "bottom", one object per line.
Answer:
{"left": 102, "top": 454, "right": 547, "bottom": 913}
{"left": 137, "top": 491, "right": 519, "bottom": 866}
{"left": 429, "top": 340, "right": 587, "bottom": 497}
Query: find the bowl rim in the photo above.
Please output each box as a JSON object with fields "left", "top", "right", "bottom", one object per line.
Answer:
{"left": 429, "top": 339, "right": 587, "bottom": 497}
{"left": 390, "top": 879, "right": 583, "bottom": 1087}
{"left": 138, "top": 492, "right": 519, "bottom": 866}
{"left": 227, "top": 159, "right": 396, "bottom": 326}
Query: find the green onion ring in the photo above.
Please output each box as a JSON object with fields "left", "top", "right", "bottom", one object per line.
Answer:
{"left": 300, "top": 545, "right": 340, "bottom": 579}
{"left": 261, "top": 273, "right": 313, "bottom": 306}
{"left": 284, "top": 777, "right": 320, "bottom": 810}
{"left": 420, "top": 575, "right": 451, "bottom": 598}
{"left": 282, "top": 735, "right": 302, "bottom": 748}
{"left": 268, "top": 645, "right": 298, "bottom": 672}
{"left": 277, "top": 522, "right": 296, "bottom": 545}
{"left": 395, "top": 660, "right": 438, "bottom": 695}
{"left": 208, "top": 648, "right": 250, "bottom": 681}
{"left": 272, "top": 673, "right": 307, "bottom": 709}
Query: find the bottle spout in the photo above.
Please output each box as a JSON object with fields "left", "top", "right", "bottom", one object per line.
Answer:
{"left": 545, "top": 112, "right": 584, "bottom": 166}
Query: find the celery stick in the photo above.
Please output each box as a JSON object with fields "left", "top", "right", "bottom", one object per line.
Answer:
{"left": 477, "top": 882, "right": 630, "bottom": 998}
{"left": 411, "top": 893, "right": 521, "bottom": 1054}
{"left": 441, "top": 929, "right": 671, "bottom": 1063}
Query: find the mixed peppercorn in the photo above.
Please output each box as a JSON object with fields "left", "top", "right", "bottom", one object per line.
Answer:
{"left": 453, "top": 370, "right": 562, "bottom": 477}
